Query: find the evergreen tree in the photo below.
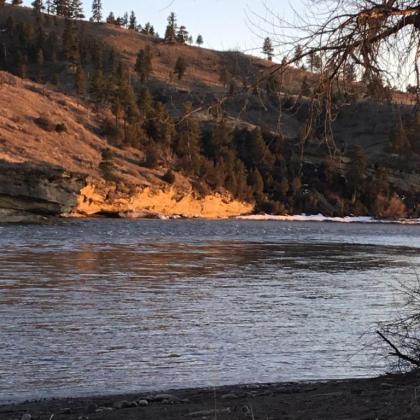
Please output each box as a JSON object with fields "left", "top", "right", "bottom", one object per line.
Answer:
{"left": 128, "top": 11, "right": 137, "bottom": 30}
{"left": 35, "top": 48, "right": 44, "bottom": 81}
{"left": 70, "top": 0, "right": 84, "bottom": 18}
{"left": 16, "top": 51, "right": 27, "bottom": 77}
{"left": 135, "top": 46, "right": 152, "bottom": 83}
{"left": 62, "top": 18, "right": 79, "bottom": 62}
{"left": 91, "top": 0, "right": 102, "bottom": 23}
{"left": 164, "top": 12, "right": 177, "bottom": 43}
{"left": 106, "top": 12, "right": 116, "bottom": 24}
{"left": 262, "top": 37, "right": 274, "bottom": 61}
{"left": 54, "top": 0, "right": 70, "bottom": 17}
{"left": 74, "top": 64, "right": 86, "bottom": 95}
{"left": 12, "top": 0, "right": 23, "bottom": 5}
{"left": 174, "top": 56, "right": 187, "bottom": 80}
{"left": 248, "top": 168, "right": 264, "bottom": 202}
{"left": 32, "top": 0, "right": 44, "bottom": 15}
{"left": 90, "top": 68, "right": 106, "bottom": 104}
{"left": 137, "top": 86, "right": 154, "bottom": 119}
{"left": 45, "top": 0, "right": 54, "bottom": 14}
{"left": 175, "top": 102, "right": 202, "bottom": 174}
{"left": 347, "top": 145, "right": 368, "bottom": 199}
{"left": 176, "top": 25, "right": 188, "bottom": 43}
{"left": 307, "top": 51, "right": 322, "bottom": 72}
{"left": 294, "top": 44, "right": 303, "bottom": 67}
{"left": 122, "top": 12, "right": 128, "bottom": 27}
{"left": 196, "top": 34, "right": 203, "bottom": 46}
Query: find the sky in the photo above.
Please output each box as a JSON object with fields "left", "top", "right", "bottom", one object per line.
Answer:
{"left": 21, "top": 0, "right": 304, "bottom": 56}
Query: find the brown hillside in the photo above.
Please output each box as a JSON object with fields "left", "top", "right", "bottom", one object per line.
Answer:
{"left": 0, "top": 71, "right": 168, "bottom": 188}
{"left": 1, "top": 4, "right": 414, "bottom": 145}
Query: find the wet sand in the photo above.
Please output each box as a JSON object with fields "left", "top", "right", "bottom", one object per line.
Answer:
{"left": 2, "top": 371, "right": 420, "bottom": 420}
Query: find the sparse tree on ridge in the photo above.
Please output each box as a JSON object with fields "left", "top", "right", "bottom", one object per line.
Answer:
{"left": 293, "top": 44, "right": 303, "bottom": 67}
{"left": 32, "top": 0, "right": 44, "bottom": 15}
{"left": 176, "top": 25, "right": 188, "bottom": 43}
{"left": 196, "top": 34, "right": 203, "bottom": 46}
{"left": 70, "top": 0, "right": 84, "bottom": 19}
{"left": 91, "top": 0, "right": 102, "bottom": 23}
{"left": 128, "top": 11, "right": 137, "bottom": 30}
{"left": 106, "top": 12, "right": 116, "bottom": 24}
{"left": 45, "top": 0, "right": 54, "bottom": 14}
{"left": 262, "top": 37, "right": 274, "bottom": 61}
{"left": 164, "top": 12, "right": 177, "bottom": 43}
{"left": 122, "top": 12, "right": 128, "bottom": 28}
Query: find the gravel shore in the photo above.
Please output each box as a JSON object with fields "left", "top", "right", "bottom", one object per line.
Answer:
{"left": 2, "top": 371, "right": 420, "bottom": 420}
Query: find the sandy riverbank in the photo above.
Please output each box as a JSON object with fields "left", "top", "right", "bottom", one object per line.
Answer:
{"left": 2, "top": 371, "right": 420, "bottom": 420}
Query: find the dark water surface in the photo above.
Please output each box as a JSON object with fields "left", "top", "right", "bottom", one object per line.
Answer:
{"left": 0, "top": 220, "right": 420, "bottom": 403}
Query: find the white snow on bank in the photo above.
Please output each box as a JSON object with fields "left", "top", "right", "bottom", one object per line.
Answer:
{"left": 237, "top": 213, "right": 420, "bottom": 224}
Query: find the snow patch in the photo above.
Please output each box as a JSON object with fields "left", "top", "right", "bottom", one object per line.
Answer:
{"left": 237, "top": 213, "right": 420, "bottom": 224}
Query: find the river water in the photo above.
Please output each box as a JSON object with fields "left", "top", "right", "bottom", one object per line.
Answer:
{"left": 0, "top": 220, "right": 419, "bottom": 403}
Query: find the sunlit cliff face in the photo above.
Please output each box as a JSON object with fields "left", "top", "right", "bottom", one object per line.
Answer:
{"left": 74, "top": 184, "right": 254, "bottom": 219}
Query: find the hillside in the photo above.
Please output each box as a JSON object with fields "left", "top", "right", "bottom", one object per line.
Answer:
{"left": 0, "top": 71, "right": 252, "bottom": 221}
{"left": 0, "top": 4, "right": 419, "bottom": 221}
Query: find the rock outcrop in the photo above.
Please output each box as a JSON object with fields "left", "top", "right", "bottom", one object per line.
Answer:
{"left": 0, "top": 161, "right": 87, "bottom": 222}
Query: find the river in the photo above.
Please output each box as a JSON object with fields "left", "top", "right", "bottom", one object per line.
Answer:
{"left": 0, "top": 219, "right": 419, "bottom": 403}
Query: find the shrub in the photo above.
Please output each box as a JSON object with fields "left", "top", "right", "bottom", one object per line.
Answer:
{"left": 162, "top": 169, "right": 176, "bottom": 184}
{"left": 55, "top": 123, "right": 67, "bottom": 133}
{"left": 34, "top": 117, "right": 55, "bottom": 132}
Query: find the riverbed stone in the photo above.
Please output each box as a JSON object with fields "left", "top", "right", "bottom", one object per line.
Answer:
{"left": 113, "top": 400, "right": 138, "bottom": 409}
{"left": 153, "top": 393, "right": 181, "bottom": 403}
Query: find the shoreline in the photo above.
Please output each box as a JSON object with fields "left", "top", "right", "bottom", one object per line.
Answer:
{"left": 2, "top": 372, "right": 420, "bottom": 420}
{"left": 2, "top": 213, "right": 420, "bottom": 225}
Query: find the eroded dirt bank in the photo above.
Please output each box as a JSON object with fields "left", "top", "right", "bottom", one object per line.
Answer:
{"left": 2, "top": 372, "right": 420, "bottom": 420}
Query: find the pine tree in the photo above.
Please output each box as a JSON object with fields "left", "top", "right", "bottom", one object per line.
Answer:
{"left": 347, "top": 145, "right": 368, "bottom": 199}
{"left": 176, "top": 25, "right": 188, "bottom": 43}
{"left": 32, "top": 0, "right": 44, "bottom": 15}
{"left": 62, "top": 18, "right": 79, "bottom": 63}
{"left": 90, "top": 69, "right": 106, "bottom": 104}
{"left": 70, "top": 0, "right": 84, "bottom": 19}
{"left": 174, "top": 56, "right": 187, "bottom": 80}
{"left": 35, "top": 48, "right": 44, "bottom": 81}
{"left": 248, "top": 168, "right": 264, "bottom": 202}
{"left": 294, "top": 44, "right": 303, "bottom": 67}
{"left": 122, "top": 12, "right": 128, "bottom": 27}
{"left": 175, "top": 102, "right": 202, "bottom": 174}
{"left": 74, "top": 64, "right": 86, "bottom": 95}
{"left": 45, "top": 0, "right": 54, "bottom": 14}
{"left": 128, "top": 11, "right": 137, "bottom": 30}
{"left": 307, "top": 51, "right": 321, "bottom": 72}
{"left": 91, "top": 0, "right": 102, "bottom": 23}
{"left": 164, "top": 12, "right": 177, "bottom": 43}
{"left": 106, "top": 12, "right": 116, "bottom": 24}
{"left": 135, "top": 46, "right": 152, "bottom": 83}
{"left": 196, "top": 34, "right": 203, "bottom": 46}
{"left": 262, "top": 37, "right": 274, "bottom": 61}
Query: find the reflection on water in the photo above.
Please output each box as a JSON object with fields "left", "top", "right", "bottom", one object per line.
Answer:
{"left": 0, "top": 220, "right": 420, "bottom": 403}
